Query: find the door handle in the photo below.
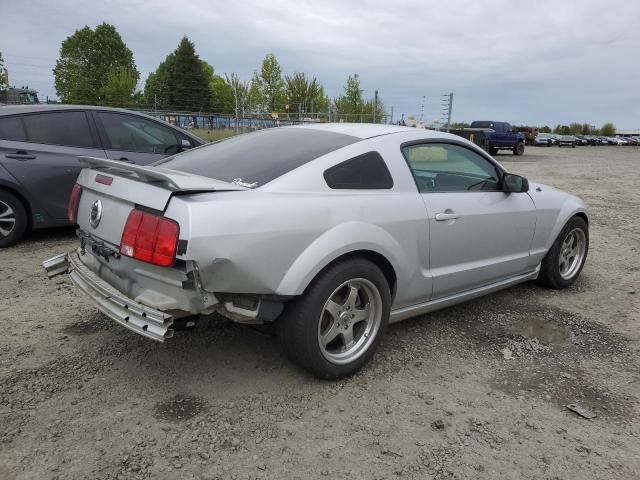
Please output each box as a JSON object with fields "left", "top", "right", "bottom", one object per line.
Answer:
{"left": 5, "top": 151, "right": 35, "bottom": 160}
{"left": 435, "top": 212, "right": 461, "bottom": 221}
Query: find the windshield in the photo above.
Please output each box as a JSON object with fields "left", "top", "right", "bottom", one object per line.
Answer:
{"left": 155, "top": 127, "right": 359, "bottom": 187}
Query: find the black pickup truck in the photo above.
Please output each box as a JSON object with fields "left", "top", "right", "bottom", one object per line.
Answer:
{"left": 451, "top": 121, "right": 526, "bottom": 156}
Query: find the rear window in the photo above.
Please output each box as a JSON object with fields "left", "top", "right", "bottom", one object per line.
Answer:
{"left": 155, "top": 128, "right": 359, "bottom": 187}
{"left": 23, "top": 111, "right": 95, "bottom": 148}
{"left": 0, "top": 116, "right": 27, "bottom": 141}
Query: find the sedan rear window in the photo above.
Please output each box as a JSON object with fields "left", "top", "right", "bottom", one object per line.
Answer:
{"left": 155, "top": 128, "right": 359, "bottom": 187}
{"left": 23, "top": 111, "right": 95, "bottom": 148}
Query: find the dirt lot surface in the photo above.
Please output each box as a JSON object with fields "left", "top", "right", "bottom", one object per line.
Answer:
{"left": 1, "top": 146, "right": 639, "bottom": 480}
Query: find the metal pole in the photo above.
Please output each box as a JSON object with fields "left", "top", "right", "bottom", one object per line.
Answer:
{"left": 234, "top": 89, "right": 239, "bottom": 135}
{"left": 374, "top": 89, "right": 378, "bottom": 124}
{"left": 447, "top": 92, "right": 453, "bottom": 132}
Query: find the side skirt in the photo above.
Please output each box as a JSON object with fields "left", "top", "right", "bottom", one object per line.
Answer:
{"left": 389, "top": 267, "right": 540, "bottom": 324}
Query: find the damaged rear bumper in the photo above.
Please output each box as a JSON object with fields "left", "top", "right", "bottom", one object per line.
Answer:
{"left": 42, "top": 251, "right": 174, "bottom": 342}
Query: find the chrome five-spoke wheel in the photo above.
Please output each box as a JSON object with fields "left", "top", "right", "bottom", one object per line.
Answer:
{"left": 318, "top": 278, "right": 383, "bottom": 365}
{"left": 277, "top": 258, "right": 390, "bottom": 379}
{"left": 558, "top": 227, "right": 587, "bottom": 280}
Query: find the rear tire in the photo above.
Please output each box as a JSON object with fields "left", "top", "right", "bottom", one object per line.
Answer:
{"left": 277, "top": 258, "right": 391, "bottom": 379}
{"left": 0, "top": 190, "right": 27, "bottom": 248}
{"left": 537, "top": 216, "right": 588, "bottom": 289}
{"left": 489, "top": 147, "right": 499, "bottom": 156}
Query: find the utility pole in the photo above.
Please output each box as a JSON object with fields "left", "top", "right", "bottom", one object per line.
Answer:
{"left": 234, "top": 89, "right": 239, "bottom": 135}
{"left": 419, "top": 95, "right": 426, "bottom": 123}
{"left": 390, "top": 106, "right": 394, "bottom": 125}
{"left": 441, "top": 92, "right": 453, "bottom": 132}
{"left": 374, "top": 89, "right": 379, "bottom": 123}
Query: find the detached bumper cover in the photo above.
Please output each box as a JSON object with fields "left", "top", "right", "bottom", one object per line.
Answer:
{"left": 42, "top": 251, "right": 174, "bottom": 342}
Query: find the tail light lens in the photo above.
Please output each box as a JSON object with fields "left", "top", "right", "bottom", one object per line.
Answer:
{"left": 119, "top": 209, "right": 179, "bottom": 267}
{"left": 68, "top": 183, "right": 82, "bottom": 224}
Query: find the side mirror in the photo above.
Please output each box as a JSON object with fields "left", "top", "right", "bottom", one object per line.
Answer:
{"left": 180, "top": 139, "right": 193, "bottom": 151}
{"left": 502, "top": 173, "right": 529, "bottom": 193}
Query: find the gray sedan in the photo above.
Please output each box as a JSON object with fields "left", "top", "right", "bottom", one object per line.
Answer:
{"left": 44, "top": 124, "right": 589, "bottom": 378}
{"left": 0, "top": 105, "right": 203, "bottom": 246}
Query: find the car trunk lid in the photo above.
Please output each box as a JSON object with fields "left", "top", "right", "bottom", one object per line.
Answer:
{"left": 74, "top": 156, "right": 246, "bottom": 246}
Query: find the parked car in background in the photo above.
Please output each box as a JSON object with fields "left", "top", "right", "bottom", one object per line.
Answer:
{"left": 43, "top": 124, "right": 589, "bottom": 378}
{"left": 0, "top": 105, "right": 204, "bottom": 247}
{"left": 534, "top": 134, "right": 554, "bottom": 146}
{"left": 557, "top": 136, "right": 577, "bottom": 148}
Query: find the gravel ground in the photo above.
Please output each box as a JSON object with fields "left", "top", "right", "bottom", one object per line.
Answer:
{"left": 1, "top": 146, "right": 639, "bottom": 480}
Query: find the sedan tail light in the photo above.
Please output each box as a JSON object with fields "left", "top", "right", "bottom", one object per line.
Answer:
{"left": 68, "top": 183, "right": 82, "bottom": 224}
{"left": 119, "top": 209, "right": 179, "bottom": 267}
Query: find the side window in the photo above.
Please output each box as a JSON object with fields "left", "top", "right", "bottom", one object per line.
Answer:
{"left": 324, "top": 151, "right": 393, "bottom": 189}
{"left": 97, "top": 112, "right": 178, "bottom": 154}
{"left": 23, "top": 111, "right": 95, "bottom": 148}
{"left": 0, "top": 116, "right": 27, "bottom": 141}
{"left": 401, "top": 143, "right": 501, "bottom": 193}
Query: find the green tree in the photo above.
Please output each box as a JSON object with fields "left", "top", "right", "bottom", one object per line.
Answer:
{"left": 253, "top": 54, "right": 286, "bottom": 113}
{"left": 569, "top": 122, "right": 583, "bottom": 135}
{"left": 284, "top": 72, "right": 329, "bottom": 117}
{"left": 209, "top": 74, "right": 233, "bottom": 112}
{"left": 103, "top": 67, "right": 138, "bottom": 107}
{"left": 333, "top": 73, "right": 383, "bottom": 122}
{"left": 553, "top": 124, "right": 571, "bottom": 135}
{"left": 581, "top": 123, "right": 592, "bottom": 135}
{"left": 53, "top": 23, "right": 138, "bottom": 104}
{"left": 600, "top": 122, "right": 616, "bottom": 136}
{"left": 144, "top": 37, "right": 211, "bottom": 111}
{"left": 224, "top": 73, "right": 250, "bottom": 116}
{"left": 335, "top": 73, "right": 363, "bottom": 114}
{"left": 0, "top": 51, "right": 8, "bottom": 89}
{"left": 171, "top": 37, "right": 211, "bottom": 111}
{"left": 539, "top": 125, "right": 552, "bottom": 133}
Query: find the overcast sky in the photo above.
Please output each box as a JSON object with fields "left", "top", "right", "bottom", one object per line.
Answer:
{"left": 2, "top": 0, "right": 639, "bottom": 127}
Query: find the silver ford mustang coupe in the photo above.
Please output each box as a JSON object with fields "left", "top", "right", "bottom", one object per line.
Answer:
{"left": 43, "top": 124, "right": 589, "bottom": 378}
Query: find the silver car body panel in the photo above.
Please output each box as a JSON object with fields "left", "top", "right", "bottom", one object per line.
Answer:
{"left": 47, "top": 124, "right": 588, "bottom": 340}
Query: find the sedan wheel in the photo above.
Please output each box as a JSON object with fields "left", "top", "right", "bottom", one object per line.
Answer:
{"left": 0, "top": 192, "right": 27, "bottom": 248}
{"left": 537, "top": 216, "right": 588, "bottom": 289}
{"left": 0, "top": 200, "right": 16, "bottom": 238}
{"left": 318, "top": 278, "right": 383, "bottom": 365}
{"left": 277, "top": 258, "right": 390, "bottom": 379}
{"left": 558, "top": 228, "right": 587, "bottom": 280}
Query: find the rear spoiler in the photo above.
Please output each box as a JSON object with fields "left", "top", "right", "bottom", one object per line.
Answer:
{"left": 78, "top": 156, "right": 247, "bottom": 192}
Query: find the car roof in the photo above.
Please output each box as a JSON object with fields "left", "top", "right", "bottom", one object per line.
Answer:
{"left": 0, "top": 104, "right": 156, "bottom": 117}
{"left": 284, "top": 122, "right": 458, "bottom": 140}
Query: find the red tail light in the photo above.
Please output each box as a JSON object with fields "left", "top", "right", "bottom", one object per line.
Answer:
{"left": 68, "top": 183, "right": 82, "bottom": 224}
{"left": 119, "top": 209, "right": 179, "bottom": 267}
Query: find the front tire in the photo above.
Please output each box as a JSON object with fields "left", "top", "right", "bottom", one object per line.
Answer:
{"left": 513, "top": 142, "right": 525, "bottom": 155}
{"left": 277, "top": 258, "right": 391, "bottom": 379}
{"left": 489, "top": 147, "right": 499, "bottom": 156}
{"left": 0, "top": 191, "right": 28, "bottom": 248}
{"left": 537, "top": 216, "right": 588, "bottom": 289}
